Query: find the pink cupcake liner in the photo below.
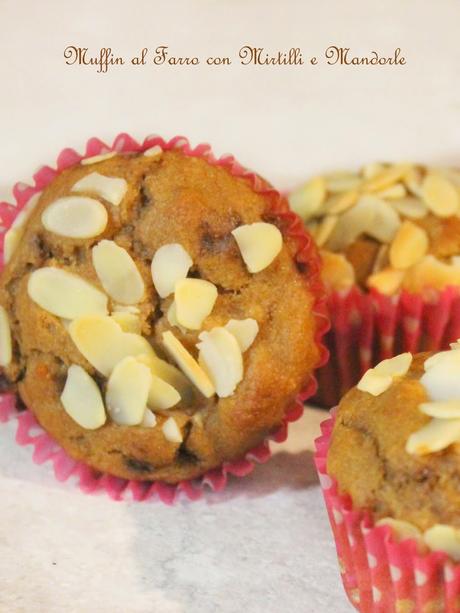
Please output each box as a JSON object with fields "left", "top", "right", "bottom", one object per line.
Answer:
{"left": 314, "top": 412, "right": 460, "bottom": 612}
{"left": 0, "top": 133, "right": 329, "bottom": 503}
{"left": 313, "top": 286, "right": 460, "bottom": 407}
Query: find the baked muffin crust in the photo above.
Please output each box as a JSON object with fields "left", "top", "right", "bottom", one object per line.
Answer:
{"left": 0, "top": 149, "right": 320, "bottom": 483}
{"left": 328, "top": 352, "right": 460, "bottom": 531}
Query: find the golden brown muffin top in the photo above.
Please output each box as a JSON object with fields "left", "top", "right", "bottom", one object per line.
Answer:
{"left": 328, "top": 346, "right": 460, "bottom": 558}
{"left": 289, "top": 163, "right": 460, "bottom": 297}
{"left": 0, "top": 148, "right": 320, "bottom": 483}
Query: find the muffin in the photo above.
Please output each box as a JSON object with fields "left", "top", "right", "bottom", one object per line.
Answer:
{"left": 315, "top": 347, "right": 460, "bottom": 612}
{"left": 0, "top": 135, "right": 325, "bottom": 487}
{"left": 289, "top": 162, "right": 460, "bottom": 406}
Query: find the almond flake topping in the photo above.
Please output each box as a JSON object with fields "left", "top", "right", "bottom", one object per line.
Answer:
{"left": 406, "top": 418, "right": 460, "bottom": 456}
{"left": 72, "top": 172, "right": 127, "bottom": 206}
{"left": 407, "top": 345, "right": 460, "bottom": 456}
{"left": 357, "top": 353, "right": 412, "bottom": 396}
{"left": 106, "top": 356, "right": 152, "bottom": 426}
{"left": 110, "top": 311, "right": 141, "bottom": 334}
{"left": 288, "top": 176, "right": 326, "bottom": 220}
{"left": 61, "top": 365, "right": 106, "bottom": 430}
{"left": 69, "top": 315, "right": 154, "bottom": 377}
{"left": 92, "top": 240, "right": 145, "bottom": 305}
{"left": 81, "top": 152, "right": 116, "bottom": 165}
{"left": 42, "top": 196, "right": 108, "bottom": 238}
{"left": 224, "top": 319, "right": 259, "bottom": 352}
{"left": 162, "top": 331, "right": 215, "bottom": 398}
{"left": 174, "top": 278, "right": 218, "bottom": 330}
{"left": 389, "top": 221, "right": 428, "bottom": 270}
{"left": 232, "top": 222, "right": 283, "bottom": 273}
{"left": 28, "top": 268, "right": 108, "bottom": 319}
{"left": 197, "top": 327, "right": 243, "bottom": 398}
{"left": 297, "top": 162, "right": 460, "bottom": 295}
{"left": 135, "top": 355, "right": 181, "bottom": 411}
{"left": 151, "top": 243, "right": 193, "bottom": 298}
{"left": 162, "top": 417, "right": 183, "bottom": 443}
{"left": 421, "top": 173, "right": 459, "bottom": 218}
{"left": 424, "top": 526, "right": 460, "bottom": 561}
{"left": 141, "top": 409, "right": 157, "bottom": 428}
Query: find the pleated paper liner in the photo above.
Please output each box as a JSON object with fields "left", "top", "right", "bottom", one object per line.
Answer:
{"left": 314, "top": 413, "right": 460, "bottom": 613}
{"left": 313, "top": 286, "right": 460, "bottom": 408}
{"left": 0, "top": 133, "right": 329, "bottom": 503}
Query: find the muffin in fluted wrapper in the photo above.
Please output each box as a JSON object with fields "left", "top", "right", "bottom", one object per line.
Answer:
{"left": 315, "top": 345, "right": 460, "bottom": 611}
{"left": 0, "top": 133, "right": 328, "bottom": 501}
{"left": 290, "top": 162, "right": 460, "bottom": 407}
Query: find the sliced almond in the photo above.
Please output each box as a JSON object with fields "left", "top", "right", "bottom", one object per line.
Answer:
{"left": 367, "top": 267, "right": 405, "bottom": 296}
{"left": 403, "top": 167, "right": 424, "bottom": 197}
{"left": 162, "top": 331, "right": 215, "bottom": 398}
{"left": 110, "top": 311, "right": 141, "bottom": 334}
{"left": 420, "top": 350, "right": 460, "bottom": 402}
{"left": 72, "top": 172, "right": 127, "bottom": 206}
{"left": 376, "top": 183, "right": 407, "bottom": 200}
{"left": 421, "top": 173, "right": 459, "bottom": 218}
{"left": 81, "top": 152, "right": 116, "bottom": 165}
{"left": 376, "top": 518, "right": 423, "bottom": 543}
{"left": 406, "top": 418, "right": 460, "bottom": 455}
{"left": 146, "top": 373, "right": 181, "bottom": 411}
{"left": 143, "top": 145, "right": 163, "bottom": 158}
{"left": 424, "top": 525, "right": 460, "bottom": 561}
{"left": 288, "top": 176, "right": 326, "bottom": 220}
{"left": 0, "top": 305, "right": 12, "bottom": 367}
{"left": 224, "top": 318, "right": 259, "bottom": 352}
{"left": 41, "top": 196, "right": 108, "bottom": 239}
{"left": 166, "top": 301, "right": 187, "bottom": 333}
{"left": 323, "top": 190, "right": 359, "bottom": 215}
{"left": 135, "top": 355, "right": 181, "bottom": 411}
{"left": 106, "top": 356, "right": 151, "bottom": 426}
{"left": 326, "top": 196, "right": 377, "bottom": 251}
{"left": 374, "top": 353, "right": 413, "bottom": 378}
{"left": 4, "top": 193, "right": 40, "bottom": 264}
{"left": 362, "top": 162, "right": 385, "bottom": 180}
{"left": 69, "top": 315, "right": 154, "bottom": 376}
{"left": 232, "top": 222, "right": 283, "bottom": 273}
{"left": 151, "top": 243, "right": 193, "bottom": 298}
{"left": 320, "top": 250, "right": 355, "bottom": 292}
{"left": 28, "top": 268, "right": 108, "bottom": 319}
{"left": 403, "top": 255, "right": 460, "bottom": 293}
{"left": 389, "top": 221, "right": 429, "bottom": 270}
{"left": 357, "top": 369, "right": 393, "bottom": 396}
{"left": 391, "top": 196, "right": 428, "bottom": 219}
{"left": 315, "top": 215, "right": 338, "bottom": 247}
{"left": 141, "top": 409, "right": 157, "bottom": 427}
{"left": 61, "top": 365, "right": 106, "bottom": 430}
{"left": 174, "top": 278, "right": 218, "bottom": 330}
{"left": 420, "top": 400, "right": 460, "bottom": 419}
{"left": 197, "top": 327, "right": 243, "bottom": 398}
{"left": 326, "top": 174, "right": 362, "bottom": 193}
{"left": 366, "top": 198, "right": 401, "bottom": 243}
{"left": 92, "top": 240, "right": 144, "bottom": 305}
{"left": 136, "top": 353, "right": 193, "bottom": 404}
{"left": 362, "top": 163, "right": 412, "bottom": 193}
{"left": 162, "top": 416, "right": 183, "bottom": 443}
{"left": 424, "top": 350, "right": 454, "bottom": 370}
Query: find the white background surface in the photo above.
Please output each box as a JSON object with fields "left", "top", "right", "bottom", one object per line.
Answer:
{"left": 1, "top": 1, "right": 460, "bottom": 611}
